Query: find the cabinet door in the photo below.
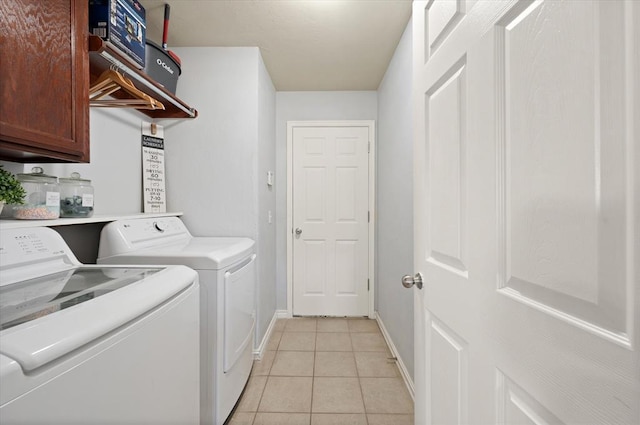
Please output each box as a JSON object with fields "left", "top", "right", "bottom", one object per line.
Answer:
{"left": 0, "top": 0, "right": 90, "bottom": 162}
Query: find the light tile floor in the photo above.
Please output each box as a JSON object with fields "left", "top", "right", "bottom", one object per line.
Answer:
{"left": 227, "top": 317, "right": 414, "bottom": 425}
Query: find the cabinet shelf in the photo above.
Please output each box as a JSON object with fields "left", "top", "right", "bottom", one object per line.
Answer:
{"left": 88, "top": 35, "right": 197, "bottom": 119}
{"left": 0, "top": 212, "right": 183, "bottom": 229}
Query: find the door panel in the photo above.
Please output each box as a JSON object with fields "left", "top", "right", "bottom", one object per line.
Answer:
{"left": 336, "top": 167, "right": 358, "bottom": 221}
{"left": 335, "top": 240, "right": 357, "bottom": 295}
{"left": 496, "top": 371, "right": 564, "bottom": 425}
{"left": 498, "top": 0, "right": 631, "bottom": 342}
{"left": 427, "top": 58, "right": 468, "bottom": 275}
{"left": 425, "top": 0, "right": 466, "bottom": 56}
{"left": 292, "top": 125, "right": 370, "bottom": 316}
{"left": 304, "top": 167, "right": 326, "bottom": 221}
{"left": 302, "top": 240, "right": 326, "bottom": 294}
{"left": 413, "top": 0, "right": 639, "bottom": 424}
{"left": 429, "top": 316, "right": 468, "bottom": 425}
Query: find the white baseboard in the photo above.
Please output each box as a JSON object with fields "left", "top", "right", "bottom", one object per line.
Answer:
{"left": 253, "top": 312, "right": 277, "bottom": 360}
{"left": 254, "top": 310, "right": 291, "bottom": 360}
{"left": 276, "top": 309, "right": 292, "bottom": 319}
{"left": 376, "top": 313, "right": 415, "bottom": 400}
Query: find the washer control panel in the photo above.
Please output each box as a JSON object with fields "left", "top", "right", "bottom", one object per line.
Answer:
{"left": 0, "top": 227, "right": 77, "bottom": 286}
{"left": 1, "top": 229, "right": 70, "bottom": 266}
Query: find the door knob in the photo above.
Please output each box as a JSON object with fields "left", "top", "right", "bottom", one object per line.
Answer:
{"left": 402, "top": 273, "right": 423, "bottom": 289}
{"left": 295, "top": 227, "right": 303, "bottom": 235}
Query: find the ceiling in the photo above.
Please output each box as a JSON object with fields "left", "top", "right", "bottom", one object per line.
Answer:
{"left": 138, "top": 0, "right": 412, "bottom": 91}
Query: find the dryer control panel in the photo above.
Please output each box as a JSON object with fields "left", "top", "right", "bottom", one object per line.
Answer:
{"left": 98, "top": 217, "right": 191, "bottom": 256}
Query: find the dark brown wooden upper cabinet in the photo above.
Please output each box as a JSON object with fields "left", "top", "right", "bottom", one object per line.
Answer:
{"left": 0, "top": 0, "right": 90, "bottom": 163}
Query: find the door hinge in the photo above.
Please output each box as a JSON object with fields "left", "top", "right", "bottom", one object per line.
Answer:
{"left": 368, "top": 141, "right": 371, "bottom": 153}
{"left": 367, "top": 279, "right": 370, "bottom": 291}
{"left": 368, "top": 211, "right": 370, "bottom": 223}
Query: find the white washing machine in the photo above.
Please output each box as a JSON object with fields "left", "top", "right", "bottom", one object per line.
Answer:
{"left": 97, "top": 217, "right": 256, "bottom": 425}
{"left": 0, "top": 226, "right": 200, "bottom": 424}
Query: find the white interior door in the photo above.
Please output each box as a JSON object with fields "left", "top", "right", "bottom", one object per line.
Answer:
{"left": 412, "top": 0, "right": 639, "bottom": 424}
{"left": 290, "top": 123, "right": 372, "bottom": 317}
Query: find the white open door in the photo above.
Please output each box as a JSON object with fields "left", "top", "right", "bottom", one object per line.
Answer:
{"left": 411, "top": 0, "right": 639, "bottom": 423}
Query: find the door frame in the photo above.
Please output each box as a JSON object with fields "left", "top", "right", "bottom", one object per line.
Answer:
{"left": 286, "top": 120, "right": 376, "bottom": 318}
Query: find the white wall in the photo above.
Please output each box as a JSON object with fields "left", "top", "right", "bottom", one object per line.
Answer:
{"left": 0, "top": 108, "right": 152, "bottom": 262}
{"left": 256, "top": 54, "right": 277, "bottom": 345}
{"left": 0, "top": 107, "right": 150, "bottom": 260}
{"left": 20, "top": 107, "right": 146, "bottom": 216}
{"left": 165, "top": 47, "right": 260, "bottom": 238}
{"left": 0, "top": 161, "right": 25, "bottom": 178}
{"left": 376, "top": 19, "right": 414, "bottom": 379}
{"left": 166, "top": 47, "right": 277, "bottom": 347}
{"left": 274, "top": 91, "right": 378, "bottom": 309}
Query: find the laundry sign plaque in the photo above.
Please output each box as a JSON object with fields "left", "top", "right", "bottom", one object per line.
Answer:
{"left": 141, "top": 122, "right": 166, "bottom": 213}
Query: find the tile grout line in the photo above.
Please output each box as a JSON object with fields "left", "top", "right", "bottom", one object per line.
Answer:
{"left": 251, "top": 370, "right": 268, "bottom": 425}
{"left": 352, "top": 329, "right": 371, "bottom": 425}
{"left": 310, "top": 324, "right": 316, "bottom": 425}
{"left": 232, "top": 318, "right": 413, "bottom": 424}
{"left": 251, "top": 320, "right": 284, "bottom": 425}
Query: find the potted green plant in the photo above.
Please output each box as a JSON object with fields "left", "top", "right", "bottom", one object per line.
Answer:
{"left": 0, "top": 165, "right": 26, "bottom": 214}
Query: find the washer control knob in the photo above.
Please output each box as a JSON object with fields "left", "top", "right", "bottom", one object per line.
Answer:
{"left": 153, "top": 221, "right": 166, "bottom": 233}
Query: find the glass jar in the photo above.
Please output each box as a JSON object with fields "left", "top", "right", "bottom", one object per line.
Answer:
{"left": 59, "top": 172, "right": 94, "bottom": 218}
{"left": 13, "top": 167, "right": 60, "bottom": 219}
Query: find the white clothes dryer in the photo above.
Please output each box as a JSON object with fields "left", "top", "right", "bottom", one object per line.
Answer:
{"left": 97, "top": 217, "right": 256, "bottom": 425}
{"left": 0, "top": 227, "right": 200, "bottom": 425}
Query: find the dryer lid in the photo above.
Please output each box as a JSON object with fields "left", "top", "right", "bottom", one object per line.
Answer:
{"left": 99, "top": 237, "right": 255, "bottom": 270}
